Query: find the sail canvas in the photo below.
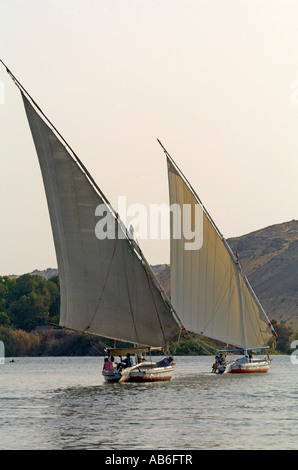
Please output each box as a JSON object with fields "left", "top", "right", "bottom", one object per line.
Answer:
{"left": 166, "top": 154, "right": 273, "bottom": 349}
{"left": 21, "top": 92, "right": 181, "bottom": 348}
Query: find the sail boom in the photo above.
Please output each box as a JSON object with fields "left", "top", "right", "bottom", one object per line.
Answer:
{"left": 158, "top": 139, "right": 275, "bottom": 335}
{"left": 105, "top": 346, "right": 162, "bottom": 356}
{"left": 217, "top": 346, "right": 269, "bottom": 353}
{"left": 6, "top": 66, "right": 129, "bottom": 240}
{"left": 157, "top": 140, "right": 238, "bottom": 263}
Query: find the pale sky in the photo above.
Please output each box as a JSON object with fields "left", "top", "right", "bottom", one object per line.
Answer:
{"left": 0, "top": 0, "right": 298, "bottom": 275}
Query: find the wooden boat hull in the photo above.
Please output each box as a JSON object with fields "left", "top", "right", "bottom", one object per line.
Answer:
{"left": 102, "top": 370, "right": 122, "bottom": 382}
{"left": 102, "top": 363, "right": 175, "bottom": 383}
{"left": 224, "top": 359, "right": 271, "bottom": 374}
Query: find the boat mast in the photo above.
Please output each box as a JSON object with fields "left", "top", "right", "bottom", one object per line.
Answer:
{"left": 158, "top": 138, "right": 277, "bottom": 340}
{"left": 0, "top": 60, "right": 186, "bottom": 342}
{"left": 0, "top": 59, "right": 115, "bottom": 216}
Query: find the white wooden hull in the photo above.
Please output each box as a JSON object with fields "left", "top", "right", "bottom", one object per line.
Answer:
{"left": 224, "top": 358, "right": 271, "bottom": 374}
{"left": 102, "top": 362, "right": 175, "bottom": 383}
{"left": 102, "top": 369, "right": 122, "bottom": 382}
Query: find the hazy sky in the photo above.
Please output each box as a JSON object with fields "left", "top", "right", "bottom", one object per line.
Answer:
{"left": 0, "top": 0, "right": 298, "bottom": 275}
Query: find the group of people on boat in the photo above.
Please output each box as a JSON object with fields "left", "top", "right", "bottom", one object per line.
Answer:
{"left": 102, "top": 353, "right": 174, "bottom": 372}
{"left": 211, "top": 349, "right": 255, "bottom": 372}
{"left": 211, "top": 353, "right": 226, "bottom": 373}
{"left": 103, "top": 356, "right": 115, "bottom": 371}
{"left": 102, "top": 353, "right": 133, "bottom": 372}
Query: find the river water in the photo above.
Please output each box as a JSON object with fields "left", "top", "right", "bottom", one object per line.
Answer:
{"left": 0, "top": 355, "right": 296, "bottom": 450}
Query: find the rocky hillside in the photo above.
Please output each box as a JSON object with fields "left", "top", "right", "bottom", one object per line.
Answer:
{"left": 228, "top": 220, "right": 298, "bottom": 329}
{"left": 27, "top": 220, "right": 298, "bottom": 329}
{"left": 30, "top": 268, "right": 58, "bottom": 280}
{"left": 154, "top": 220, "right": 298, "bottom": 329}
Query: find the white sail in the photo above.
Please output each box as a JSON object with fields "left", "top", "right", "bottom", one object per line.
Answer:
{"left": 19, "top": 91, "right": 182, "bottom": 348}
{"left": 165, "top": 147, "right": 275, "bottom": 349}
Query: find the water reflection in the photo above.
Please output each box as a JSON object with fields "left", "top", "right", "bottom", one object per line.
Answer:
{"left": 2, "top": 356, "right": 298, "bottom": 449}
{"left": 46, "top": 368, "right": 245, "bottom": 449}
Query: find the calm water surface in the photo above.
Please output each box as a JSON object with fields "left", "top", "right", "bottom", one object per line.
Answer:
{"left": 0, "top": 355, "right": 296, "bottom": 450}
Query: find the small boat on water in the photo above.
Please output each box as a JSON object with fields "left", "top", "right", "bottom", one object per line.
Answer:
{"left": 159, "top": 140, "right": 277, "bottom": 373}
{"left": 213, "top": 347, "right": 271, "bottom": 374}
{"left": 102, "top": 347, "right": 175, "bottom": 383}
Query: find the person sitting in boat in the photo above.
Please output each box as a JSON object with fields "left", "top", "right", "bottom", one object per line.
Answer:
{"left": 212, "top": 356, "right": 219, "bottom": 372}
{"left": 103, "top": 357, "right": 115, "bottom": 371}
{"left": 217, "top": 354, "right": 225, "bottom": 366}
{"left": 218, "top": 354, "right": 224, "bottom": 364}
{"left": 236, "top": 355, "right": 249, "bottom": 364}
{"left": 156, "top": 356, "right": 173, "bottom": 367}
{"left": 212, "top": 354, "right": 226, "bottom": 372}
{"left": 117, "top": 353, "right": 133, "bottom": 370}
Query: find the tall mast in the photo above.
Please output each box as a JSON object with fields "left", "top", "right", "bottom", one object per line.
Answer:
{"left": 1, "top": 59, "right": 185, "bottom": 347}
{"left": 158, "top": 138, "right": 277, "bottom": 341}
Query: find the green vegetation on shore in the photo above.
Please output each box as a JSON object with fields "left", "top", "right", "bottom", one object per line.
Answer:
{"left": 0, "top": 273, "right": 294, "bottom": 357}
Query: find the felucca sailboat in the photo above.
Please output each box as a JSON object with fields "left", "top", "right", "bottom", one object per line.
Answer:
{"left": 158, "top": 140, "right": 277, "bottom": 374}
{"left": 2, "top": 62, "right": 185, "bottom": 383}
